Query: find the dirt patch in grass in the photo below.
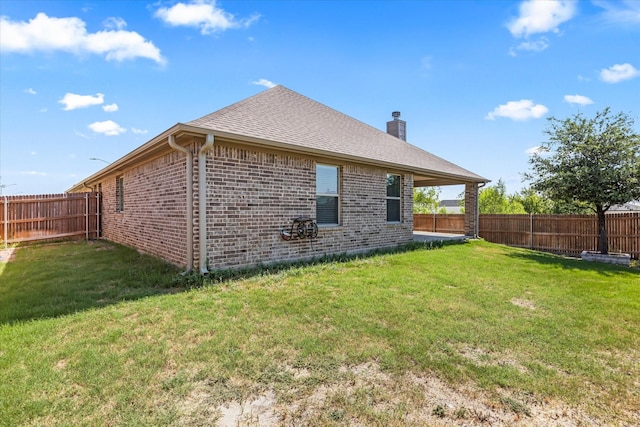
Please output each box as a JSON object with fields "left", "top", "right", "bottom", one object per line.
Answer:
{"left": 511, "top": 298, "right": 537, "bottom": 310}
{"left": 457, "top": 345, "right": 529, "bottom": 374}
{"left": 176, "top": 362, "right": 610, "bottom": 426}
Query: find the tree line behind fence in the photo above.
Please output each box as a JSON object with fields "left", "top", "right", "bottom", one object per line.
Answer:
{"left": 1, "top": 193, "right": 100, "bottom": 245}
{"left": 414, "top": 213, "right": 639, "bottom": 259}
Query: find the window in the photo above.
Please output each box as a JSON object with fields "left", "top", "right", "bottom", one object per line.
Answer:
{"left": 115, "top": 175, "right": 124, "bottom": 212}
{"left": 316, "top": 164, "right": 339, "bottom": 225}
{"left": 386, "top": 173, "right": 401, "bottom": 222}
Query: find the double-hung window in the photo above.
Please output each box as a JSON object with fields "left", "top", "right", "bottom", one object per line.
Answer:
{"left": 386, "top": 173, "right": 401, "bottom": 222}
{"left": 115, "top": 175, "right": 124, "bottom": 212}
{"left": 316, "top": 164, "right": 339, "bottom": 225}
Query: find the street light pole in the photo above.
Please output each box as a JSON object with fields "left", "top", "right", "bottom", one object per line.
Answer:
{"left": 0, "top": 183, "right": 16, "bottom": 196}
{"left": 89, "top": 157, "right": 109, "bottom": 164}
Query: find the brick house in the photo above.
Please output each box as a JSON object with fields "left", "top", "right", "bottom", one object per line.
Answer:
{"left": 68, "top": 86, "right": 487, "bottom": 273}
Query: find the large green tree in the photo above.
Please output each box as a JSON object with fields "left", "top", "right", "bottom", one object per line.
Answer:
{"left": 525, "top": 108, "right": 640, "bottom": 254}
{"left": 513, "top": 187, "right": 591, "bottom": 214}
{"left": 413, "top": 187, "right": 440, "bottom": 213}
{"left": 478, "top": 179, "right": 526, "bottom": 214}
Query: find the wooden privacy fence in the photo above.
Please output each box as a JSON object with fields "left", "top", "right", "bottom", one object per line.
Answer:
{"left": 413, "top": 213, "right": 465, "bottom": 234}
{"left": 413, "top": 212, "right": 640, "bottom": 259}
{"left": 1, "top": 193, "right": 100, "bottom": 246}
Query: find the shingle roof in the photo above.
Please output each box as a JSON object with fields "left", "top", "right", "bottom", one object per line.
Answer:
{"left": 186, "top": 85, "right": 486, "bottom": 183}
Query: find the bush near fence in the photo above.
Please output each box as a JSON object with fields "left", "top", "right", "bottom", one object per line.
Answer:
{"left": 414, "top": 213, "right": 639, "bottom": 259}
{"left": 1, "top": 193, "right": 100, "bottom": 245}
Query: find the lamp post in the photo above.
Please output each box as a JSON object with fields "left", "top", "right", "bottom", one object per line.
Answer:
{"left": 0, "top": 183, "right": 16, "bottom": 196}
{"left": 89, "top": 157, "right": 109, "bottom": 164}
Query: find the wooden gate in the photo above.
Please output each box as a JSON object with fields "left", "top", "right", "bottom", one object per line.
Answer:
{"left": 1, "top": 193, "right": 100, "bottom": 246}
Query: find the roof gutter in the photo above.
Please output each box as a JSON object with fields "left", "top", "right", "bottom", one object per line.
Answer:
{"left": 198, "top": 134, "right": 215, "bottom": 274}
{"left": 176, "top": 124, "right": 489, "bottom": 184}
{"left": 68, "top": 122, "right": 487, "bottom": 194}
{"left": 168, "top": 134, "right": 193, "bottom": 273}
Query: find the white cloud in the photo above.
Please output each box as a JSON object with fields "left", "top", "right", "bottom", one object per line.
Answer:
{"left": 103, "top": 103, "right": 118, "bottom": 112}
{"left": 155, "top": 0, "right": 260, "bottom": 35}
{"left": 526, "top": 145, "right": 551, "bottom": 157}
{"left": 515, "top": 37, "right": 549, "bottom": 53}
{"left": 88, "top": 120, "right": 126, "bottom": 136}
{"left": 251, "top": 78, "right": 276, "bottom": 88}
{"left": 599, "top": 63, "right": 640, "bottom": 83}
{"left": 485, "top": 99, "right": 549, "bottom": 121}
{"left": 131, "top": 128, "right": 148, "bottom": 135}
{"left": 39, "top": 108, "right": 47, "bottom": 113}
{"left": 507, "top": 0, "right": 576, "bottom": 38}
{"left": 593, "top": 0, "right": 640, "bottom": 24}
{"left": 525, "top": 146, "right": 538, "bottom": 155}
{"left": 30, "top": 151, "right": 37, "bottom": 156}
{"left": 59, "top": 92, "right": 104, "bottom": 111}
{"left": 24, "top": 88, "right": 37, "bottom": 95}
{"left": 103, "top": 17, "right": 127, "bottom": 30}
{"left": 21, "top": 170, "right": 47, "bottom": 176}
{"left": 0, "top": 13, "right": 165, "bottom": 64}
{"left": 564, "top": 94, "right": 594, "bottom": 105}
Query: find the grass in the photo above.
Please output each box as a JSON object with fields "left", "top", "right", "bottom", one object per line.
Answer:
{"left": 0, "top": 239, "right": 638, "bottom": 425}
{"left": 0, "top": 240, "right": 181, "bottom": 324}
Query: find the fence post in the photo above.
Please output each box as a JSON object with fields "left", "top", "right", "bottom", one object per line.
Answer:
{"left": 3, "top": 196, "right": 7, "bottom": 248}
{"left": 530, "top": 213, "right": 533, "bottom": 249}
{"left": 96, "top": 192, "right": 101, "bottom": 238}
{"left": 85, "top": 193, "right": 89, "bottom": 241}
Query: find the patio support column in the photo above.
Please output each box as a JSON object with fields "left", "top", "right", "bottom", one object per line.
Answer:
{"left": 464, "top": 182, "right": 479, "bottom": 238}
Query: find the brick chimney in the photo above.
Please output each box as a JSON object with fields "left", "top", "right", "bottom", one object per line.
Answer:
{"left": 386, "top": 111, "right": 406, "bottom": 141}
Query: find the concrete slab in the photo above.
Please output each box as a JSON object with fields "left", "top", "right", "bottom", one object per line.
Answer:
{"left": 413, "top": 231, "right": 467, "bottom": 242}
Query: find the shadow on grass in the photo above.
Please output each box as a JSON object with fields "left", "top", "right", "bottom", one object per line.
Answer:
{"left": 504, "top": 248, "right": 639, "bottom": 277}
{"left": 0, "top": 240, "right": 188, "bottom": 325}
{"left": 0, "top": 238, "right": 464, "bottom": 325}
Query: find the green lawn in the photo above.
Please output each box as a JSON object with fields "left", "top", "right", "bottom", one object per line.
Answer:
{"left": 0, "top": 240, "right": 638, "bottom": 426}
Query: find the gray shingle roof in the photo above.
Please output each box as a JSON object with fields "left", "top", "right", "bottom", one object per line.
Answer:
{"left": 186, "top": 85, "right": 486, "bottom": 183}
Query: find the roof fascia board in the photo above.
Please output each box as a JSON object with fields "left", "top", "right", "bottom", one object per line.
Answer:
{"left": 179, "top": 124, "right": 488, "bottom": 184}
{"left": 68, "top": 122, "right": 487, "bottom": 193}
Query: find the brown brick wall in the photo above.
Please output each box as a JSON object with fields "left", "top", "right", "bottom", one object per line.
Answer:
{"left": 202, "top": 142, "right": 414, "bottom": 269}
{"left": 92, "top": 139, "right": 414, "bottom": 270}
{"left": 98, "top": 149, "right": 190, "bottom": 267}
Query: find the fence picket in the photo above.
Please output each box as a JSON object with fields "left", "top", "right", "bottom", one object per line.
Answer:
{"left": 413, "top": 213, "right": 639, "bottom": 259}
{"left": 1, "top": 193, "right": 100, "bottom": 246}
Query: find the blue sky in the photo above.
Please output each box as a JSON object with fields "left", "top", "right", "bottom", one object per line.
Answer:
{"left": 1, "top": 0, "right": 638, "bottom": 199}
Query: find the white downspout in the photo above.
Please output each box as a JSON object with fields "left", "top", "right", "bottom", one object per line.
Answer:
{"left": 168, "top": 134, "right": 194, "bottom": 273}
{"left": 198, "top": 134, "right": 215, "bottom": 274}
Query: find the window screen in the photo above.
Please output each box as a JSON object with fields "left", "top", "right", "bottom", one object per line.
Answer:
{"left": 316, "top": 165, "right": 339, "bottom": 224}
{"left": 386, "top": 174, "right": 401, "bottom": 222}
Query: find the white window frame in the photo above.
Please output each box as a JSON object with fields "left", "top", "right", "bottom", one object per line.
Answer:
{"left": 386, "top": 173, "right": 401, "bottom": 223}
{"left": 316, "top": 164, "right": 340, "bottom": 226}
